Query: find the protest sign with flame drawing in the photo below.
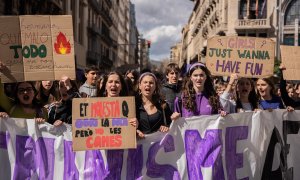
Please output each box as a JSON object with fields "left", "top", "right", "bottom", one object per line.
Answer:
{"left": 0, "top": 15, "right": 75, "bottom": 82}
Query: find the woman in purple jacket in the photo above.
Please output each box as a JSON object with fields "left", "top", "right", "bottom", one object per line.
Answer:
{"left": 173, "top": 63, "right": 223, "bottom": 118}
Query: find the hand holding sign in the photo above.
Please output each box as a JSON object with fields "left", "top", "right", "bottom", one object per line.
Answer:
{"left": 72, "top": 97, "right": 136, "bottom": 151}
{"left": 128, "top": 118, "right": 138, "bottom": 127}
{"left": 60, "top": 75, "right": 72, "bottom": 91}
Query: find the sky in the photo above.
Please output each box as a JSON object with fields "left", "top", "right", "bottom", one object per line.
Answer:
{"left": 131, "top": 0, "right": 194, "bottom": 61}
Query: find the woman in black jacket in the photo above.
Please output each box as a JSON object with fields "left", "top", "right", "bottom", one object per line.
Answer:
{"left": 48, "top": 76, "right": 80, "bottom": 126}
{"left": 136, "top": 72, "right": 172, "bottom": 137}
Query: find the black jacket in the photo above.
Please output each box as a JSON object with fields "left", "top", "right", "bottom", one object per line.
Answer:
{"left": 161, "top": 82, "right": 181, "bottom": 112}
{"left": 48, "top": 91, "right": 80, "bottom": 124}
{"left": 136, "top": 99, "right": 172, "bottom": 134}
{"left": 280, "top": 79, "right": 300, "bottom": 108}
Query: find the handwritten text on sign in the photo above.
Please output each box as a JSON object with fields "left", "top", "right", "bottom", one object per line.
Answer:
{"left": 206, "top": 36, "right": 275, "bottom": 78}
{"left": 72, "top": 97, "right": 136, "bottom": 151}
{"left": 0, "top": 15, "right": 75, "bottom": 82}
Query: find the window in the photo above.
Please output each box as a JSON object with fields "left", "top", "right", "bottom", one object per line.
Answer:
{"left": 284, "top": 34, "right": 300, "bottom": 46}
{"left": 284, "top": 34, "right": 295, "bottom": 45}
{"left": 239, "top": 0, "right": 267, "bottom": 19}
{"left": 285, "top": 0, "right": 300, "bottom": 25}
{"left": 239, "top": 0, "right": 247, "bottom": 19}
{"left": 259, "top": 33, "right": 267, "bottom": 37}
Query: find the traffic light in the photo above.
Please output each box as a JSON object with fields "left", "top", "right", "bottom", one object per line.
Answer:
{"left": 147, "top": 40, "right": 151, "bottom": 48}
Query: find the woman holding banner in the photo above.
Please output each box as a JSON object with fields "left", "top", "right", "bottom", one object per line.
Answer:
{"left": 173, "top": 63, "right": 225, "bottom": 118}
{"left": 98, "top": 71, "right": 137, "bottom": 128}
{"left": 135, "top": 72, "right": 172, "bottom": 138}
{"left": 0, "top": 61, "right": 47, "bottom": 122}
{"left": 220, "top": 73, "right": 259, "bottom": 113}
{"left": 256, "top": 77, "right": 284, "bottom": 110}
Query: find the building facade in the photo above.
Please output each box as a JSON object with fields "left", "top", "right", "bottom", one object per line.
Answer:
{"left": 138, "top": 38, "right": 150, "bottom": 71}
{"left": 129, "top": 2, "right": 139, "bottom": 65}
{"left": 182, "top": 0, "right": 300, "bottom": 64}
{"left": 0, "top": 0, "right": 139, "bottom": 74}
{"left": 170, "top": 42, "right": 182, "bottom": 66}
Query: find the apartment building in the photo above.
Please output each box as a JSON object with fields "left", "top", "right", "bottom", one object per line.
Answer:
{"left": 182, "top": 0, "right": 300, "bottom": 64}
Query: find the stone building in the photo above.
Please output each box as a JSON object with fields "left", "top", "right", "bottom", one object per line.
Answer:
{"left": 170, "top": 42, "right": 182, "bottom": 66}
{"left": 0, "top": 0, "right": 139, "bottom": 75}
{"left": 138, "top": 38, "right": 150, "bottom": 71}
{"left": 181, "top": 0, "right": 300, "bottom": 64}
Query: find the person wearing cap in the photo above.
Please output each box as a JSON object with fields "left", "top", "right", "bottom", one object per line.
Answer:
{"left": 172, "top": 63, "right": 225, "bottom": 118}
{"left": 136, "top": 72, "right": 172, "bottom": 138}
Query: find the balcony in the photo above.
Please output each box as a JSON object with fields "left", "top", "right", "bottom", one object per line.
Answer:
{"left": 88, "top": 24, "right": 101, "bottom": 35}
{"left": 87, "top": 51, "right": 101, "bottom": 65}
{"left": 105, "top": 0, "right": 112, "bottom": 8}
{"left": 100, "top": 7, "right": 113, "bottom": 26}
{"left": 235, "top": 18, "right": 271, "bottom": 29}
{"left": 89, "top": 0, "right": 101, "bottom": 14}
{"left": 100, "top": 33, "right": 112, "bottom": 45}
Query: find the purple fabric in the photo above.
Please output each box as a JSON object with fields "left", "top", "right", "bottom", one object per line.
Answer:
{"left": 0, "top": 131, "right": 10, "bottom": 149}
{"left": 225, "top": 126, "right": 248, "bottom": 180}
{"left": 146, "top": 135, "right": 180, "bottom": 179}
{"left": 127, "top": 145, "right": 143, "bottom": 179}
{"left": 188, "top": 63, "right": 206, "bottom": 75}
{"left": 84, "top": 150, "right": 109, "bottom": 179}
{"left": 185, "top": 130, "right": 224, "bottom": 180}
{"left": 106, "top": 150, "right": 124, "bottom": 180}
{"left": 64, "top": 141, "right": 79, "bottom": 180}
{"left": 174, "top": 93, "right": 213, "bottom": 117}
{"left": 13, "top": 135, "right": 55, "bottom": 180}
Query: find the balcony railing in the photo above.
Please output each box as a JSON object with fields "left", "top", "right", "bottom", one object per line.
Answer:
{"left": 235, "top": 18, "right": 271, "bottom": 29}
{"left": 105, "top": 0, "right": 112, "bottom": 8}
{"left": 88, "top": 24, "right": 101, "bottom": 35}
{"left": 100, "top": 7, "right": 113, "bottom": 26}
{"left": 89, "top": 0, "right": 101, "bottom": 14}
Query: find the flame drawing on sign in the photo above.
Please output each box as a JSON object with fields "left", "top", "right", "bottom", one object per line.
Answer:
{"left": 54, "top": 32, "right": 71, "bottom": 54}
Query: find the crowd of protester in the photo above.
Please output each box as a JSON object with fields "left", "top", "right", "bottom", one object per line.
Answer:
{"left": 0, "top": 60, "right": 299, "bottom": 138}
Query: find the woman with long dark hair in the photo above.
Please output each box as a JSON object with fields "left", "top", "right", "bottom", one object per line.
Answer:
{"left": 35, "top": 81, "right": 60, "bottom": 109}
{"left": 136, "top": 72, "right": 172, "bottom": 137}
{"left": 220, "top": 74, "right": 259, "bottom": 113}
{"left": 98, "top": 71, "right": 128, "bottom": 97}
{"left": 173, "top": 63, "right": 224, "bottom": 117}
{"left": 256, "top": 77, "right": 284, "bottom": 110}
{"left": 98, "top": 71, "right": 137, "bottom": 127}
